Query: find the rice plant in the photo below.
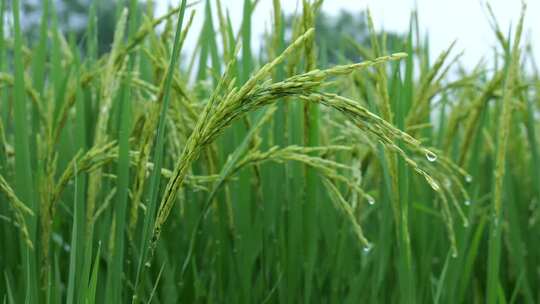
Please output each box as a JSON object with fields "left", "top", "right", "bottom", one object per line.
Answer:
{"left": 0, "top": 0, "right": 539, "bottom": 303}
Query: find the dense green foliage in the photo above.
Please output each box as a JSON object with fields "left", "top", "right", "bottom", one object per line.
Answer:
{"left": 0, "top": 0, "right": 539, "bottom": 303}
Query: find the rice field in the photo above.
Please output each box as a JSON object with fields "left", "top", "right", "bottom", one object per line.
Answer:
{"left": 0, "top": 0, "right": 539, "bottom": 303}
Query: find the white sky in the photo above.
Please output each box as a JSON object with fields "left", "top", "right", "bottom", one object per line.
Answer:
{"left": 157, "top": 0, "right": 539, "bottom": 67}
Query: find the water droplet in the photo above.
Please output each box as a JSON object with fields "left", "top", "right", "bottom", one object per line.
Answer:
{"left": 145, "top": 262, "right": 151, "bottom": 268}
{"left": 463, "top": 220, "right": 469, "bottom": 228}
{"left": 465, "top": 175, "right": 473, "bottom": 183}
{"left": 425, "top": 150, "right": 437, "bottom": 162}
{"left": 367, "top": 196, "right": 376, "bottom": 205}
{"left": 464, "top": 200, "right": 471, "bottom": 206}
{"left": 452, "top": 251, "right": 458, "bottom": 258}
{"left": 363, "top": 243, "right": 373, "bottom": 254}
{"left": 443, "top": 179, "right": 452, "bottom": 188}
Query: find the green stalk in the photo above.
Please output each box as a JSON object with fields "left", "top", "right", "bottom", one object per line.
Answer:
{"left": 12, "top": 0, "right": 38, "bottom": 301}
{"left": 195, "top": 1, "right": 210, "bottom": 80}
{"left": 285, "top": 14, "right": 306, "bottom": 304}
{"left": 32, "top": 0, "right": 48, "bottom": 95}
{"left": 241, "top": 0, "right": 253, "bottom": 85}
{"left": 85, "top": 242, "right": 102, "bottom": 304}
{"left": 394, "top": 61, "right": 415, "bottom": 304}
{"left": 106, "top": 0, "right": 138, "bottom": 301}
{"left": 270, "top": 2, "right": 289, "bottom": 302}
{"left": 78, "top": 3, "right": 99, "bottom": 302}
{"left": 0, "top": 0, "right": 6, "bottom": 155}
{"left": 50, "top": 5, "right": 64, "bottom": 124}
{"left": 236, "top": 1, "right": 257, "bottom": 301}
{"left": 66, "top": 42, "right": 87, "bottom": 304}
{"left": 133, "top": 1, "right": 188, "bottom": 301}
{"left": 301, "top": 1, "right": 319, "bottom": 302}
{"left": 487, "top": 5, "right": 525, "bottom": 303}
{"left": 30, "top": 0, "right": 48, "bottom": 173}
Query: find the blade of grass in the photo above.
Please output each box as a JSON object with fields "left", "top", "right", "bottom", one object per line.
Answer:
{"left": 133, "top": 1, "right": 188, "bottom": 301}
{"left": 78, "top": 2, "right": 99, "bottom": 302}
{"left": 85, "top": 242, "right": 102, "bottom": 304}
{"left": 11, "top": 0, "right": 38, "bottom": 301}
{"left": 301, "top": 2, "right": 320, "bottom": 302}
{"left": 394, "top": 60, "right": 416, "bottom": 304}
{"left": 66, "top": 47, "right": 88, "bottom": 304}
{"left": 106, "top": 0, "right": 138, "bottom": 301}
{"left": 433, "top": 252, "right": 451, "bottom": 304}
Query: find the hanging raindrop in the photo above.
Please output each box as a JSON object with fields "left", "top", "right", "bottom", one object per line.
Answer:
{"left": 367, "top": 196, "right": 376, "bottom": 205}
{"left": 464, "top": 200, "right": 471, "bottom": 206}
{"left": 443, "top": 179, "right": 452, "bottom": 188}
{"left": 425, "top": 150, "right": 438, "bottom": 162}
{"left": 363, "top": 243, "right": 373, "bottom": 254}
{"left": 465, "top": 175, "right": 473, "bottom": 183}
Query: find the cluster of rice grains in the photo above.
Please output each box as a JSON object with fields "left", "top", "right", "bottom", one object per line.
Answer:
{"left": 0, "top": 0, "right": 537, "bottom": 303}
